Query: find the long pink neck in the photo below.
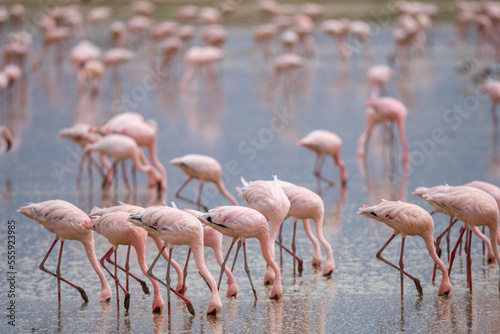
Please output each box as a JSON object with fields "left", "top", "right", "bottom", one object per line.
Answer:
{"left": 191, "top": 241, "right": 221, "bottom": 312}
{"left": 147, "top": 137, "right": 167, "bottom": 189}
{"left": 259, "top": 234, "right": 282, "bottom": 299}
{"left": 81, "top": 236, "right": 112, "bottom": 302}
{"left": 215, "top": 180, "right": 238, "bottom": 205}
{"left": 423, "top": 235, "right": 451, "bottom": 293}
{"left": 134, "top": 240, "right": 163, "bottom": 312}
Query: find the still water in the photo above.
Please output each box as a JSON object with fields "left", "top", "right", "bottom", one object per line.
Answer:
{"left": 1, "top": 9, "right": 500, "bottom": 334}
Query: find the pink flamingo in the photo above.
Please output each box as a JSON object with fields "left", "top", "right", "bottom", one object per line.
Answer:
{"left": 199, "top": 205, "right": 283, "bottom": 301}
{"left": 83, "top": 211, "right": 193, "bottom": 314}
{"left": 253, "top": 23, "right": 278, "bottom": 60}
{"left": 170, "top": 154, "right": 238, "bottom": 211}
{"left": 179, "top": 46, "right": 224, "bottom": 93}
{"left": 350, "top": 20, "right": 373, "bottom": 61}
{"left": 278, "top": 179, "right": 336, "bottom": 277}
{"left": 97, "top": 114, "right": 167, "bottom": 192}
{"left": 128, "top": 205, "right": 223, "bottom": 316}
{"left": 83, "top": 134, "right": 162, "bottom": 191}
{"left": 297, "top": 129, "right": 348, "bottom": 187}
{"left": 17, "top": 200, "right": 112, "bottom": 303}
{"left": 422, "top": 186, "right": 500, "bottom": 293}
{"left": 414, "top": 184, "right": 496, "bottom": 283}
{"left": 178, "top": 207, "right": 239, "bottom": 298}
{"left": 358, "top": 200, "right": 452, "bottom": 296}
{"left": 0, "top": 125, "right": 12, "bottom": 153}
{"left": 366, "top": 65, "right": 394, "bottom": 99}
{"left": 70, "top": 40, "right": 101, "bottom": 92}
{"left": 59, "top": 123, "right": 104, "bottom": 184}
{"left": 357, "top": 96, "right": 410, "bottom": 163}
{"left": 236, "top": 176, "right": 291, "bottom": 285}
{"left": 89, "top": 203, "right": 188, "bottom": 294}
{"left": 483, "top": 79, "right": 500, "bottom": 140}
{"left": 321, "top": 19, "right": 351, "bottom": 61}
{"left": 266, "top": 52, "right": 305, "bottom": 102}
{"left": 201, "top": 24, "right": 228, "bottom": 48}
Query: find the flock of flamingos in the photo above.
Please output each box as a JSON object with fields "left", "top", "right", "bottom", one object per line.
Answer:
{"left": 1, "top": 0, "right": 500, "bottom": 320}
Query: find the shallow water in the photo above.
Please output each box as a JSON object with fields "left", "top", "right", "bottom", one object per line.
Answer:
{"left": 1, "top": 10, "right": 500, "bottom": 334}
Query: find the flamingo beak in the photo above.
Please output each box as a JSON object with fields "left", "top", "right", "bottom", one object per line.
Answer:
{"left": 207, "top": 308, "right": 218, "bottom": 316}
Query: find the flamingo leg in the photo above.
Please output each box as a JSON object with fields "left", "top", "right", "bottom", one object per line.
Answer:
{"left": 432, "top": 217, "right": 458, "bottom": 283}
{"left": 146, "top": 247, "right": 195, "bottom": 315}
{"left": 39, "top": 238, "right": 88, "bottom": 302}
{"left": 197, "top": 181, "right": 204, "bottom": 211}
{"left": 166, "top": 248, "right": 172, "bottom": 317}
{"left": 467, "top": 229, "right": 473, "bottom": 293}
{"left": 292, "top": 220, "right": 297, "bottom": 276}
{"left": 218, "top": 238, "right": 236, "bottom": 290}
{"left": 121, "top": 160, "right": 131, "bottom": 191}
{"left": 243, "top": 241, "right": 258, "bottom": 301}
{"left": 124, "top": 246, "right": 131, "bottom": 310}
{"left": 182, "top": 248, "right": 191, "bottom": 295}
{"left": 274, "top": 240, "right": 303, "bottom": 274}
{"left": 399, "top": 238, "right": 405, "bottom": 296}
{"left": 114, "top": 248, "right": 120, "bottom": 312}
{"left": 376, "top": 234, "right": 423, "bottom": 295}
{"left": 100, "top": 247, "right": 129, "bottom": 311}
{"left": 448, "top": 226, "right": 467, "bottom": 276}
{"left": 314, "top": 154, "right": 335, "bottom": 185}
{"left": 105, "top": 252, "right": 150, "bottom": 294}
{"left": 230, "top": 240, "right": 242, "bottom": 272}
{"left": 175, "top": 177, "right": 208, "bottom": 211}
{"left": 77, "top": 153, "right": 87, "bottom": 186}
{"left": 278, "top": 223, "right": 283, "bottom": 268}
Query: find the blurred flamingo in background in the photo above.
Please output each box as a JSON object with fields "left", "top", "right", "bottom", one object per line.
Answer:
{"left": 358, "top": 97, "right": 410, "bottom": 163}
{"left": 0, "top": 125, "right": 12, "bottom": 153}
{"left": 266, "top": 52, "right": 305, "bottom": 102}
{"left": 179, "top": 45, "right": 224, "bottom": 92}
{"left": 366, "top": 65, "right": 394, "bottom": 99}
{"left": 359, "top": 200, "right": 452, "bottom": 296}
{"left": 17, "top": 200, "right": 112, "bottom": 303}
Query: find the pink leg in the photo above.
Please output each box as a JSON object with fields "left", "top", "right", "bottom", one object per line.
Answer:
{"left": 448, "top": 227, "right": 467, "bottom": 276}
{"left": 181, "top": 248, "right": 191, "bottom": 294}
{"left": 376, "top": 234, "right": 423, "bottom": 295}
{"left": 175, "top": 177, "right": 208, "bottom": 211}
{"left": 243, "top": 241, "right": 258, "bottom": 301}
{"left": 432, "top": 217, "right": 458, "bottom": 283}
{"left": 218, "top": 239, "right": 237, "bottom": 290}
{"left": 467, "top": 229, "right": 473, "bottom": 293}
{"left": 105, "top": 251, "right": 150, "bottom": 294}
{"left": 147, "top": 247, "right": 195, "bottom": 315}
{"left": 39, "top": 238, "right": 88, "bottom": 302}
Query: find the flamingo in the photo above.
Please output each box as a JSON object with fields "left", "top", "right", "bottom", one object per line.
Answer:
{"left": 83, "top": 210, "right": 193, "bottom": 314}
{"left": 236, "top": 176, "right": 290, "bottom": 285}
{"left": 358, "top": 200, "right": 452, "bottom": 296}
{"left": 127, "top": 205, "right": 223, "bottom": 316}
{"left": 321, "top": 19, "right": 351, "bottom": 61}
{"left": 17, "top": 200, "right": 112, "bottom": 303}
{"left": 366, "top": 65, "right": 394, "bottom": 99}
{"left": 83, "top": 134, "right": 162, "bottom": 191}
{"left": 483, "top": 79, "right": 500, "bottom": 137}
{"left": 96, "top": 115, "right": 167, "bottom": 192}
{"left": 277, "top": 179, "right": 336, "bottom": 277}
{"left": 0, "top": 125, "right": 12, "bottom": 153}
{"left": 179, "top": 45, "right": 224, "bottom": 93}
{"left": 198, "top": 205, "right": 283, "bottom": 301}
{"left": 89, "top": 203, "right": 188, "bottom": 294}
{"left": 357, "top": 96, "right": 410, "bottom": 163}
{"left": 422, "top": 186, "right": 500, "bottom": 293}
{"left": 59, "top": 123, "right": 104, "bottom": 184}
{"left": 177, "top": 206, "right": 239, "bottom": 298}
{"left": 414, "top": 184, "right": 496, "bottom": 283}
{"left": 297, "top": 129, "right": 348, "bottom": 187}
{"left": 169, "top": 154, "right": 238, "bottom": 211}
{"left": 266, "top": 52, "right": 305, "bottom": 102}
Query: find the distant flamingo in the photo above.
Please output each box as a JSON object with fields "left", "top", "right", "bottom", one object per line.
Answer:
{"left": 0, "top": 125, "right": 12, "bottom": 153}
{"left": 366, "top": 65, "right": 393, "bottom": 99}
{"left": 59, "top": 123, "right": 104, "bottom": 184}
{"left": 350, "top": 20, "right": 372, "bottom": 60}
{"left": 266, "top": 52, "right": 305, "bottom": 102}
{"left": 179, "top": 45, "right": 224, "bottom": 92}
{"left": 178, "top": 207, "right": 239, "bottom": 298}
{"left": 97, "top": 114, "right": 167, "bottom": 192}
{"left": 199, "top": 205, "right": 283, "bottom": 300}
{"left": 170, "top": 154, "right": 238, "bottom": 211}
{"left": 358, "top": 200, "right": 452, "bottom": 296}
{"left": 128, "top": 205, "right": 223, "bottom": 316}
{"left": 201, "top": 24, "right": 228, "bottom": 48}
{"left": 278, "top": 179, "right": 336, "bottom": 277}
{"left": 236, "top": 176, "right": 290, "bottom": 285}
{"left": 17, "top": 200, "right": 112, "bottom": 303}
{"left": 321, "top": 19, "right": 351, "bottom": 61}
{"left": 103, "top": 47, "right": 135, "bottom": 70}
{"left": 422, "top": 186, "right": 500, "bottom": 293}
{"left": 357, "top": 96, "right": 410, "bottom": 163}
{"left": 70, "top": 40, "right": 101, "bottom": 92}
{"left": 83, "top": 134, "right": 162, "bottom": 191}
{"left": 483, "top": 79, "right": 500, "bottom": 139}
{"left": 298, "top": 129, "right": 348, "bottom": 187}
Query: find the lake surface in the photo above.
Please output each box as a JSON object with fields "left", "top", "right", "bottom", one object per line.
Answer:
{"left": 1, "top": 6, "right": 500, "bottom": 334}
